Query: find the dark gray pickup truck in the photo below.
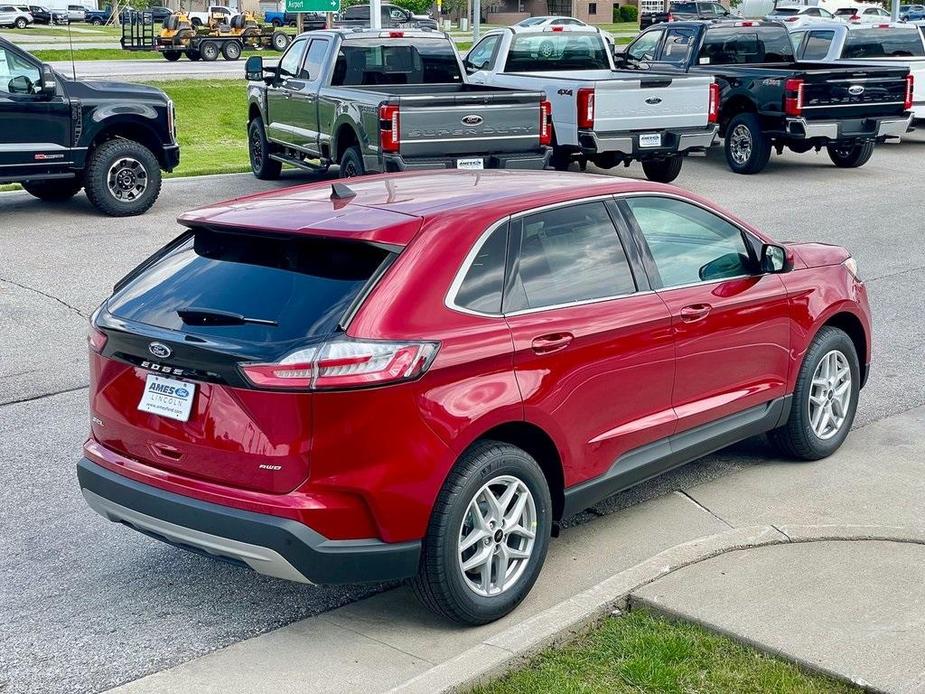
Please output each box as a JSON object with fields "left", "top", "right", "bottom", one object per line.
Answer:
{"left": 245, "top": 29, "right": 551, "bottom": 178}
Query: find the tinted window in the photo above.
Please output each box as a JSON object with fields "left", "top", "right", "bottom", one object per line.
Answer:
{"left": 455, "top": 223, "right": 508, "bottom": 314}
{"left": 509, "top": 203, "right": 635, "bottom": 311}
{"left": 700, "top": 26, "right": 795, "bottom": 64}
{"left": 0, "top": 46, "right": 40, "bottom": 94}
{"left": 662, "top": 28, "right": 695, "bottom": 63}
{"left": 108, "top": 229, "right": 391, "bottom": 345}
{"left": 331, "top": 38, "right": 462, "bottom": 85}
{"left": 627, "top": 197, "right": 754, "bottom": 288}
{"left": 299, "top": 38, "right": 328, "bottom": 79}
{"left": 698, "top": 2, "right": 717, "bottom": 17}
{"left": 801, "top": 30, "right": 834, "bottom": 60}
{"left": 466, "top": 34, "right": 500, "bottom": 70}
{"left": 671, "top": 2, "right": 698, "bottom": 12}
{"left": 277, "top": 38, "right": 306, "bottom": 79}
{"left": 505, "top": 32, "right": 610, "bottom": 71}
{"left": 628, "top": 28, "right": 664, "bottom": 61}
{"left": 843, "top": 29, "right": 925, "bottom": 58}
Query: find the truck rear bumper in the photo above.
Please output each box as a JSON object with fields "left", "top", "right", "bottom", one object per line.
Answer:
{"left": 579, "top": 125, "right": 718, "bottom": 159}
{"left": 382, "top": 149, "right": 551, "bottom": 172}
{"left": 785, "top": 115, "right": 912, "bottom": 141}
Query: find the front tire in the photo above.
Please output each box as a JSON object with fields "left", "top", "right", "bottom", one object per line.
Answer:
{"left": 22, "top": 178, "right": 83, "bottom": 201}
{"left": 724, "top": 112, "right": 771, "bottom": 174}
{"left": 84, "top": 139, "right": 162, "bottom": 217}
{"left": 338, "top": 145, "right": 364, "bottom": 178}
{"left": 248, "top": 118, "right": 281, "bottom": 180}
{"left": 641, "top": 155, "right": 683, "bottom": 183}
{"left": 411, "top": 441, "right": 552, "bottom": 625}
{"left": 826, "top": 141, "right": 874, "bottom": 168}
{"left": 769, "top": 326, "right": 860, "bottom": 460}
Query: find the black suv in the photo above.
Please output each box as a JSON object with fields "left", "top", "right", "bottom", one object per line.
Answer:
{"left": 0, "top": 37, "right": 179, "bottom": 215}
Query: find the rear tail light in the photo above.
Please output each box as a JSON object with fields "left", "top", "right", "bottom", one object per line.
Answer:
{"left": 905, "top": 74, "right": 914, "bottom": 110}
{"left": 539, "top": 100, "right": 552, "bottom": 146}
{"left": 736, "top": 20, "right": 756, "bottom": 26}
{"left": 379, "top": 103, "right": 400, "bottom": 153}
{"left": 850, "top": 14, "right": 860, "bottom": 20}
{"left": 388, "top": 30, "right": 404, "bottom": 37}
{"left": 577, "top": 87, "right": 594, "bottom": 129}
{"left": 240, "top": 337, "right": 439, "bottom": 391}
{"left": 876, "top": 23, "right": 890, "bottom": 27}
{"left": 550, "top": 25, "right": 564, "bottom": 31}
{"left": 88, "top": 326, "right": 108, "bottom": 353}
{"left": 708, "top": 82, "right": 720, "bottom": 123}
{"left": 784, "top": 77, "right": 804, "bottom": 117}
{"left": 785, "top": 16, "right": 798, "bottom": 22}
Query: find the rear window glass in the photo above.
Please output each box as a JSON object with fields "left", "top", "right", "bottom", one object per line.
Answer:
{"left": 700, "top": 27, "right": 795, "bottom": 64}
{"left": 331, "top": 38, "right": 463, "bottom": 85}
{"left": 670, "top": 2, "right": 698, "bottom": 12}
{"left": 108, "top": 229, "right": 391, "bottom": 344}
{"left": 842, "top": 29, "right": 925, "bottom": 58}
{"left": 769, "top": 7, "right": 800, "bottom": 14}
{"left": 505, "top": 33, "right": 610, "bottom": 71}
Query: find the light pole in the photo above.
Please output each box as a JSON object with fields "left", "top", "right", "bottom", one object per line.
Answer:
{"left": 371, "top": 0, "right": 381, "bottom": 28}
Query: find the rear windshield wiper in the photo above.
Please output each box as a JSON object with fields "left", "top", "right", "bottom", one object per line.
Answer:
{"left": 177, "top": 307, "right": 279, "bottom": 327}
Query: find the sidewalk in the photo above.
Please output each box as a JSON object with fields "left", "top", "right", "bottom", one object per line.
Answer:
{"left": 110, "top": 405, "right": 925, "bottom": 694}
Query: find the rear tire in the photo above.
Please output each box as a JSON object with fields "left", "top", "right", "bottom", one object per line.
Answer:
{"left": 199, "top": 41, "right": 219, "bottom": 61}
{"left": 769, "top": 326, "right": 860, "bottom": 461}
{"left": 549, "top": 147, "right": 571, "bottom": 171}
{"left": 186, "top": 50, "right": 201, "bottom": 61}
{"left": 222, "top": 40, "right": 242, "bottom": 60}
{"left": 15, "top": 16, "right": 28, "bottom": 28}
{"left": 91, "top": 16, "right": 102, "bottom": 24}
{"left": 271, "top": 18, "right": 282, "bottom": 26}
{"left": 22, "top": 178, "right": 83, "bottom": 201}
{"left": 84, "top": 139, "right": 162, "bottom": 217}
{"left": 271, "top": 30, "right": 290, "bottom": 51}
{"left": 724, "top": 112, "right": 771, "bottom": 174}
{"left": 248, "top": 118, "right": 282, "bottom": 180}
{"left": 163, "top": 50, "right": 181, "bottom": 61}
{"left": 826, "top": 141, "right": 874, "bottom": 168}
{"left": 411, "top": 441, "right": 552, "bottom": 625}
{"left": 641, "top": 155, "right": 683, "bottom": 183}
{"left": 338, "top": 145, "right": 364, "bottom": 178}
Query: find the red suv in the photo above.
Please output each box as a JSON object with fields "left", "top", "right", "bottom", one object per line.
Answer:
{"left": 78, "top": 171, "right": 870, "bottom": 624}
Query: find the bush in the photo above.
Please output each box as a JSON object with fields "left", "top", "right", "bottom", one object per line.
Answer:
{"left": 619, "top": 4, "right": 638, "bottom": 22}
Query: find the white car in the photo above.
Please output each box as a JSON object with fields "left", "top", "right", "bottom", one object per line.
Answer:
{"left": 515, "top": 15, "right": 588, "bottom": 28}
{"left": 766, "top": 4, "right": 840, "bottom": 26}
{"left": 833, "top": 5, "right": 891, "bottom": 20}
{"left": 0, "top": 4, "right": 32, "bottom": 27}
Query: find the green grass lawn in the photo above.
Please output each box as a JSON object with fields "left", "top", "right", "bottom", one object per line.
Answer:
{"left": 474, "top": 611, "right": 858, "bottom": 694}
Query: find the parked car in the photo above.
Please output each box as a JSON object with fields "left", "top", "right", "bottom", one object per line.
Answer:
{"left": 27, "top": 4, "right": 67, "bottom": 23}
{"left": 617, "top": 20, "right": 913, "bottom": 173}
{"left": 641, "top": 1, "right": 734, "bottom": 30}
{"left": 788, "top": 21, "right": 924, "bottom": 120}
{"left": 83, "top": 5, "right": 110, "bottom": 23}
{"left": 0, "top": 36, "right": 178, "bottom": 214}
{"left": 464, "top": 25, "right": 718, "bottom": 182}
{"left": 263, "top": 9, "right": 325, "bottom": 28}
{"left": 245, "top": 30, "right": 551, "bottom": 179}
{"left": 765, "top": 4, "right": 839, "bottom": 26}
{"left": 0, "top": 4, "right": 32, "bottom": 27}
{"left": 900, "top": 3, "right": 925, "bottom": 20}
{"left": 515, "top": 15, "right": 588, "bottom": 28}
{"left": 77, "top": 168, "right": 872, "bottom": 624}
{"left": 335, "top": 3, "right": 438, "bottom": 30}
{"left": 65, "top": 4, "right": 86, "bottom": 22}
{"left": 834, "top": 5, "right": 891, "bottom": 20}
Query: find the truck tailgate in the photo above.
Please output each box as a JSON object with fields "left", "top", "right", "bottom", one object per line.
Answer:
{"left": 799, "top": 63, "right": 910, "bottom": 120}
{"left": 593, "top": 72, "right": 714, "bottom": 131}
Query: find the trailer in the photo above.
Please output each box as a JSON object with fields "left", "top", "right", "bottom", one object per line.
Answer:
{"left": 121, "top": 10, "right": 291, "bottom": 61}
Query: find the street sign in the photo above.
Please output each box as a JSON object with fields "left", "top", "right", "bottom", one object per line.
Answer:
{"left": 286, "top": 0, "right": 340, "bottom": 12}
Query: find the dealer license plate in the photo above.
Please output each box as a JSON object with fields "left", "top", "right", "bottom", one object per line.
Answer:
{"left": 456, "top": 158, "right": 484, "bottom": 170}
{"left": 137, "top": 374, "right": 196, "bottom": 422}
{"left": 639, "top": 133, "right": 662, "bottom": 148}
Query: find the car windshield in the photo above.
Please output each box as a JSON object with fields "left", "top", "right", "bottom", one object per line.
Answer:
{"left": 505, "top": 32, "right": 610, "bottom": 71}
{"left": 518, "top": 17, "right": 545, "bottom": 25}
{"left": 700, "top": 26, "right": 795, "bottom": 64}
{"left": 843, "top": 28, "right": 925, "bottom": 57}
{"left": 331, "top": 38, "right": 463, "bottom": 85}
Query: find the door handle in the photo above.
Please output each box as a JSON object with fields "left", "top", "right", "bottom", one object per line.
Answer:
{"left": 679, "top": 303, "right": 712, "bottom": 323}
{"left": 531, "top": 332, "right": 574, "bottom": 354}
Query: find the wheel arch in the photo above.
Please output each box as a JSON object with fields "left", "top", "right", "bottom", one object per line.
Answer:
{"left": 85, "top": 117, "right": 166, "bottom": 168}
{"left": 820, "top": 310, "right": 869, "bottom": 388}
{"left": 332, "top": 121, "right": 361, "bottom": 163}
{"left": 719, "top": 95, "right": 757, "bottom": 137}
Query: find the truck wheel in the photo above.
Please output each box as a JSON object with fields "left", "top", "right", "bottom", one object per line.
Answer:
{"left": 248, "top": 118, "right": 282, "bottom": 180}
{"left": 411, "top": 441, "right": 552, "bottom": 625}
{"left": 91, "top": 16, "right": 102, "bottom": 24}
{"left": 84, "top": 139, "right": 162, "bottom": 217}
{"left": 826, "top": 141, "right": 874, "bottom": 168}
{"left": 163, "top": 50, "right": 181, "bottom": 61}
{"left": 339, "top": 146, "right": 364, "bottom": 178}
{"left": 21, "top": 178, "right": 83, "bottom": 202}
{"left": 549, "top": 147, "right": 571, "bottom": 171}
{"left": 271, "top": 30, "right": 290, "bottom": 51}
{"left": 15, "top": 16, "right": 28, "bottom": 28}
{"left": 724, "top": 113, "right": 771, "bottom": 174}
{"left": 191, "top": 17, "right": 202, "bottom": 26}
{"left": 186, "top": 50, "right": 201, "bottom": 61}
{"left": 200, "top": 41, "right": 219, "bottom": 61}
{"left": 222, "top": 40, "right": 242, "bottom": 60}
{"left": 641, "top": 156, "right": 683, "bottom": 183}
{"left": 271, "top": 18, "right": 282, "bottom": 26}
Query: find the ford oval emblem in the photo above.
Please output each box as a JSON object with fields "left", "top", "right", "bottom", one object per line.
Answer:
{"left": 461, "top": 114, "right": 483, "bottom": 127}
{"left": 848, "top": 85, "right": 865, "bottom": 96}
{"left": 645, "top": 97, "right": 662, "bottom": 105}
{"left": 148, "top": 342, "right": 172, "bottom": 359}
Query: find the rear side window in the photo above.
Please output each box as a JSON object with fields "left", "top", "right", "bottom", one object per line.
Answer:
{"left": 801, "top": 30, "right": 834, "bottom": 60}
{"left": 662, "top": 28, "right": 695, "bottom": 64}
{"left": 108, "top": 229, "right": 391, "bottom": 344}
{"left": 700, "top": 27, "right": 795, "bottom": 64}
{"left": 331, "top": 38, "right": 463, "bottom": 85}
{"left": 842, "top": 29, "right": 925, "bottom": 58}
{"left": 505, "top": 33, "right": 610, "bottom": 71}
{"left": 507, "top": 202, "right": 636, "bottom": 311}
{"left": 671, "top": 2, "right": 698, "bottom": 12}
{"left": 455, "top": 222, "right": 508, "bottom": 314}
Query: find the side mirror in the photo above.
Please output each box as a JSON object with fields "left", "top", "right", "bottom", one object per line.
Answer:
{"left": 761, "top": 243, "right": 793, "bottom": 273}
{"left": 613, "top": 51, "right": 628, "bottom": 68}
{"left": 8, "top": 75, "right": 35, "bottom": 95}
{"left": 40, "top": 64, "right": 57, "bottom": 97}
{"left": 699, "top": 252, "right": 750, "bottom": 281}
{"left": 245, "top": 55, "right": 264, "bottom": 81}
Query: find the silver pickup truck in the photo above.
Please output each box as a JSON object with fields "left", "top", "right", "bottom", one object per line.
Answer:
{"left": 245, "top": 29, "right": 551, "bottom": 179}
{"left": 464, "top": 25, "right": 719, "bottom": 182}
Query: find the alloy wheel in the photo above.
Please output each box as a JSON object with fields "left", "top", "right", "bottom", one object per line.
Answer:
{"left": 808, "top": 349, "right": 852, "bottom": 440}
{"left": 106, "top": 157, "right": 148, "bottom": 202}
{"left": 729, "top": 124, "right": 753, "bottom": 165}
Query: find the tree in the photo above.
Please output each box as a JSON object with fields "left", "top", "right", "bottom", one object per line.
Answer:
{"left": 393, "top": 0, "right": 435, "bottom": 14}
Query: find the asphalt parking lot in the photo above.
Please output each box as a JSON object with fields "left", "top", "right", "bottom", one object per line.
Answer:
{"left": 2, "top": 135, "right": 924, "bottom": 694}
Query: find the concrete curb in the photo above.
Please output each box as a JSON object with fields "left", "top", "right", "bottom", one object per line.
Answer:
{"left": 389, "top": 524, "right": 925, "bottom": 693}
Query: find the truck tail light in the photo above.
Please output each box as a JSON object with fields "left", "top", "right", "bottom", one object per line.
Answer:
{"left": 241, "top": 338, "right": 439, "bottom": 391}
{"left": 577, "top": 87, "right": 594, "bottom": 129}
{"left": 379, "top": 103, "right": 400, "bottom": 153}
{"left": 784, "top": 77, "right": 804, "bottom": 117}
{"left": 388, "top": 30, "right": 404, "bottom": 37}
{"left": 708, "top": 82, "right": 719, "bottom": 123}
{"left": 539, "top": 100, "right": 552, "bottom": 146}
{"left": 88, "top": 326, "right": 108, "bottom": 353}
{"left": 905, "top": 74, "right": 914, "bottom": 110}
{"left": 736, "top": 20, "right": 756, "bottom": 26}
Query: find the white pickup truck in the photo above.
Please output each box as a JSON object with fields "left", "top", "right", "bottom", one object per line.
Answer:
{"left": 188, "top": 4, "right": 239, "bottom": 27}
{"left": 463, "top": 25, "right": 719, "bottom": 182}
{"left": 788, "top": 21, "right": 925, "bottom": 121}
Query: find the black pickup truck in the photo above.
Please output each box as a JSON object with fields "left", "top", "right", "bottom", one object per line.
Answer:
{"left": 0, "top": 37, "right": 178, "bottom": 215}
{"left": 618, "top": 21, "right": 913, "bottom": 173}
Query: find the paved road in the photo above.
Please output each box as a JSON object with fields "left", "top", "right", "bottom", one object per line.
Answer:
{"left": 1, "top": 136, "right": 924, "bottom": 693}
{"left": 48, "top": 58, "right": 247, "bottom": 81}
